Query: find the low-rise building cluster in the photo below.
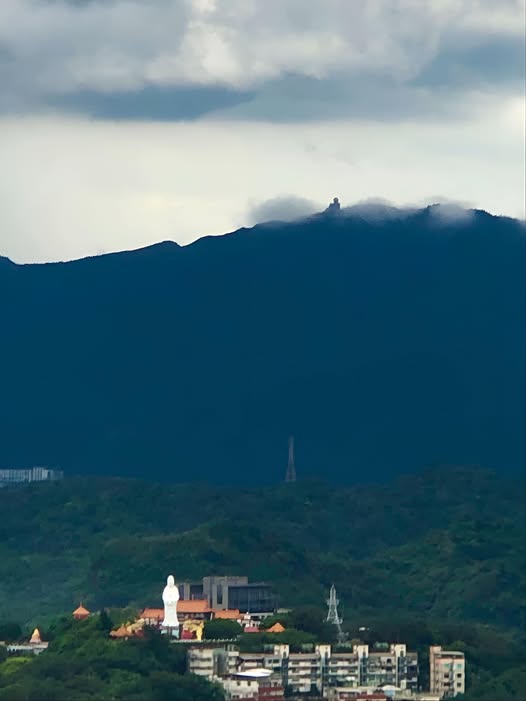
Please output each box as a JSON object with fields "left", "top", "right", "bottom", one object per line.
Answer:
{"left": 187, "top": 642, "right": 431, "bottom": 700}
{"left": 184, "top": 639, "right": 465, "bottom": 700}
{"left": 0, "top": 575, "right": 466, "bottom": 701}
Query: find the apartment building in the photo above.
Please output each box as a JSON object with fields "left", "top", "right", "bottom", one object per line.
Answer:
{"left": 187, "top": 644, "right": 240, "bottom": 678}
{"left": 429, "top": 646, "right": 465, "bottom": 698}
{"left": 237, "top": 643, "right": 418, "bottom": 695}
{"left": 0, "top": 467, "right": 63, "bottom": 487}
{"left": 221, "top": 676, "right": 259, "bottom": 700}
{"left": 221, "top": 672, "right": 284, "bottom": 701}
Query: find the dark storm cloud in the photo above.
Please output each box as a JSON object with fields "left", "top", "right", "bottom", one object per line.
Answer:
{"left": 49, "top": 85, "right": 254, "bottom": 121}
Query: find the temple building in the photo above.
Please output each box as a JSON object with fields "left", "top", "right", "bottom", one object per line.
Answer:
{"left": 5, "top": 629, "right": 48, "bottom": 656}
{"left": 266, "top": 622, "right": 285, "bottom": 634}
{"left": 140, "top": 599, "right": 214, "bottom": 625}
{"left": 72, "top": 603, "right": 90, "bottom": 621}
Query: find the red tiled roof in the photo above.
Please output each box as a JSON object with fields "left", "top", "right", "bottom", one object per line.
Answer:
{"left": 140, "top": 600, "right": 213, "bottom": 620}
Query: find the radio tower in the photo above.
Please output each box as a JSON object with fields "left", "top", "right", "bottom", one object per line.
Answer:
{"left": 326, "top": 585, "right": 346, "bottom": 643}
{"left": 285, "top": 436, "right": 297, "bottom": 483}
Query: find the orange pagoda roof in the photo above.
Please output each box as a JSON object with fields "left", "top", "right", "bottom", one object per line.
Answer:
{"left": 110, "top": 625, "right": 130, "bottom": 639}
{"left": 73, "top": 604, "right": 90, "bottom": 619}
{"left": 267, "top": 622, "right": 285, "bottom": 633}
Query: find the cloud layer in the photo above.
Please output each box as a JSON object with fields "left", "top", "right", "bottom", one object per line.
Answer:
{"left": 0, "top": 1, "right": 524, "bottom": 262}
{"left": 1, "top": 99, "right": 523, "bottom": 263}
{"left": 1, "top": 0, "right": 524, "bottom": 118}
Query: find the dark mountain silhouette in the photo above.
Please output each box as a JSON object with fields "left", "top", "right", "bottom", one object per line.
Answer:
{"left": 1, "top": 205, "right": 525, "bottom": 484}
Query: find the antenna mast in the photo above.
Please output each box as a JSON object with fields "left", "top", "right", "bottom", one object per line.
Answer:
{"left": 326, "top": 584, "right": 347, "bottom": 643}
{"left": 285, "top": 436, "right": 297, "bottom": 483}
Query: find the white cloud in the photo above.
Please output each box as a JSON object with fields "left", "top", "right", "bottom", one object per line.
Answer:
{"left": 0, "top": 0, "right": 523, "bottom": 108}
{"left": 248, "top": 195, "right": 322, "bottom": 224}
{"left": 0, "top": 92, "right": 523, "bottom": 263}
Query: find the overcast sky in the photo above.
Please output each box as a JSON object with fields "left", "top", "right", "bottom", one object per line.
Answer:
{"left": 0, "top": 0, "right": 524, "bottom": 263}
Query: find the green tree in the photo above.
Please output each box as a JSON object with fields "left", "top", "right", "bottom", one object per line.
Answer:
{"left": 0, "top": 625, "right": 22, "bottom": 643}
{"left": 287, "top": 606, "right": 336, "bottom": 642}
{"left": 203, "top": 619, "right": 242, "bottom": 640}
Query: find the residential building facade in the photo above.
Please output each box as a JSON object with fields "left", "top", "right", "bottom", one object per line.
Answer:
{"left": 188, "top": 643, "right": 418, "bottom": 696}
{"left": 221, "top": 673, "right": 284, "bottom": 701}
{"left": 0, "top": 467, "right": 63, "bottom": 487}
{"left": 187, "top": 644, "right": 240, "bottom": 678}
{"left": 429, "top": 646, "right": 465, "bottom": 698}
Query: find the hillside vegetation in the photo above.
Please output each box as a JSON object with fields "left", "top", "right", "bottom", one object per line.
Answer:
{"left": 1, "top": 206, "right": 525, "bottom": 483}
{"left": 0, "top": 614, "right": 223, "bottom": 701}
{"left": 0, "top": 466, "right": 522, "bottom": 631}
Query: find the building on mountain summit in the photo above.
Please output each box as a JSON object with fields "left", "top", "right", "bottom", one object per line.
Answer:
{"left": 325, "top": 197, "right": 341, "bottom": 214}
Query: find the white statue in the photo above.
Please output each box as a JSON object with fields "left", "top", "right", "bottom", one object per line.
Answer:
{"left": 162, "top": 575, "right": 180, "bottom": 631}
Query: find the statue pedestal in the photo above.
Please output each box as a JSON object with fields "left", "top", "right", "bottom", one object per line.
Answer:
{"left": 161, "top": 625, "right": 180, "bottom": 639}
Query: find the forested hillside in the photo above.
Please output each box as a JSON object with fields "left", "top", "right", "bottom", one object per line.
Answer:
{"left": 1, "top": 206, "right": 525, "bottom": 483}
{"left": 0, "top": 466, "right": 522, "bottom": 632}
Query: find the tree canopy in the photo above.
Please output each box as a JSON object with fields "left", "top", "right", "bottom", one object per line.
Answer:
{"left": 0, "top": 613, "right": 223, "bottom": 701}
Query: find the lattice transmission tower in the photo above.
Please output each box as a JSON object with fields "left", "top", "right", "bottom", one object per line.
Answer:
{"left": 326, "top": 584, "right": 347, "bottom": 643}
{"left": 284, "top": 435, "right": 297, "bottom": 483}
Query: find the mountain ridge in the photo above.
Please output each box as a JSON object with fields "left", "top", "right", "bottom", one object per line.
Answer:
{"left": 1, "top": 204, "right": 521, "bottom": 268}
{"left": 1, "top": 205, "right": 525, "bottom": 483}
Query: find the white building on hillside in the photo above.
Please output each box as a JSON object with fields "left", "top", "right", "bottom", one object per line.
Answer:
{"left": 429, "top": 646, "right": 465, "bottom": 698}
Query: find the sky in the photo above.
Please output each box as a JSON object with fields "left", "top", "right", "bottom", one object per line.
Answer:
{"left": 0, "top": 0, "right": 524, "bottom": 263}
